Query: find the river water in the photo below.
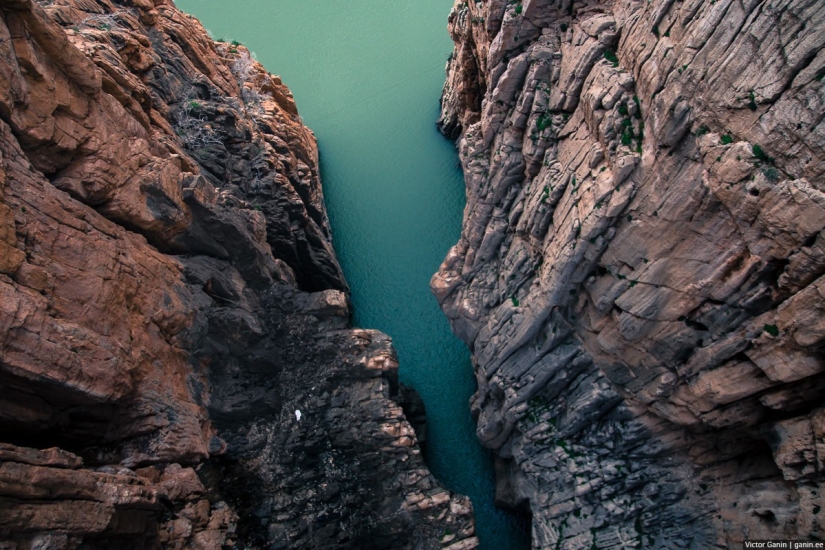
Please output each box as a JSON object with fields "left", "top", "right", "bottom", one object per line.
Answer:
{"left": 175, "top": 1, "right": 530, "bottom": 547}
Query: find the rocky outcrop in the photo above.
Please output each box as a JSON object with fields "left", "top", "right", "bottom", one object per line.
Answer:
{"left": 0, "top": 0, "right": 476, "bottom": 547}
{"left": 435, "top": 0, "right": 825, "bottom": 547}
{"left": 0, "top": 443, "right": 237, "bottom": 549}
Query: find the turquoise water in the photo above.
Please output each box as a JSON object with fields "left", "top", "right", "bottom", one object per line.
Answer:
{"left": 176, "top": 2, "right": 530, "bottom": 548}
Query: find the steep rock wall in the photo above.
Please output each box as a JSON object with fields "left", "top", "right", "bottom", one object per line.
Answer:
{"left": 434, "top": 0, "right": 825, "bottom": 547}
{"left": 0, "top": 0, "right": 477, "bottom": 548}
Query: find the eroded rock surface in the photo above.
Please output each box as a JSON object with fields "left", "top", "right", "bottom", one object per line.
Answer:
{"left": 0, "top": 0, "right": 476, "bottom": 547}
{"left": 435, "top": 0, "right": 825, "bottom": 547}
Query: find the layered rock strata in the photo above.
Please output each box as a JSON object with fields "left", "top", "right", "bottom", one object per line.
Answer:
{"left": 434, "top": 0, "right": 825, "bottom": 547}
{"left": 0, "top": 0, "right": 476, "bottom": 548}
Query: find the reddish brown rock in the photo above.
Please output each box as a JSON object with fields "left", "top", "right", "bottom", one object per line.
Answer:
{"left": 0, "top": 0, "right": 476, "bottom": 547}
{"left": 0, "top": 444, "right": 236, "bottom": 548}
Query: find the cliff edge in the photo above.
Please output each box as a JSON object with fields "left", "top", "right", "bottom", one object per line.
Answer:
{"left": 434, "top": 0, "right": 824, "bottom": 547}
{"left": 0, "top": 0, "right": 477, "bottom": 548}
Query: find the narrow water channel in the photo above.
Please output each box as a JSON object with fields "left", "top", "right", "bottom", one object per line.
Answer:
{"left": 176, "top": 2, "right": 530, "bottom": 547}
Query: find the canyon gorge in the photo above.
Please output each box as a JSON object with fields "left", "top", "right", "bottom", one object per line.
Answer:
{"left": 0, "top": 0, "right": 823, "bottom": 548}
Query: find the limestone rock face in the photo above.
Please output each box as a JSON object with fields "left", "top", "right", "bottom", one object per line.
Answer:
{"left": 435, "top": 0, "right": 825, "bottom": 547}
{"left": 0, "top": 0, "right": 475, "bottom": 548}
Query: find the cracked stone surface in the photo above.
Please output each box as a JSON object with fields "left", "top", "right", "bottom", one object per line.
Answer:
{"left": 435, "top": 0, "right": 825, "bottom": 547}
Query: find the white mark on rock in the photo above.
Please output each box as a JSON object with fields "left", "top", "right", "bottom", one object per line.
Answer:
{"left": 295, "top": 410, "right": 302, "bottom": 422}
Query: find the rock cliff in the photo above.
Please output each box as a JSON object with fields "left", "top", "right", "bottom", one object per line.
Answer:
{"left": 0, "top": 0, "right": 477, "bottom": 548}
{"left": 434, "top": 0, "right": 825, "bottom": 547}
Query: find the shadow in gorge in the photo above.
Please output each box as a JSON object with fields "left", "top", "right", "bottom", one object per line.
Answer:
{"left": 174, "top": 1, "right": 534, "bottom": 547}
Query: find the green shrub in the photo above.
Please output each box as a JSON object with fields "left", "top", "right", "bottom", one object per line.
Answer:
{"left": 763, "top": 324, "right": 779, "bottom": 337}
{"left": 720, "top": 134, "right": 733, "bottom": 145}
{"left": 763, "top": 167, "right": 780, "bottom": 181}
{"left": 752, "top": 144, "right": 773, "bottom": 164}
{"left": 621, "top": 122, "right": 635, "bottom": 146}
{"left": 603, "top": 49, "right": 619, "bottom": 67}
{"left": 536, "top": 112, "right": 552, "bottom": 132}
